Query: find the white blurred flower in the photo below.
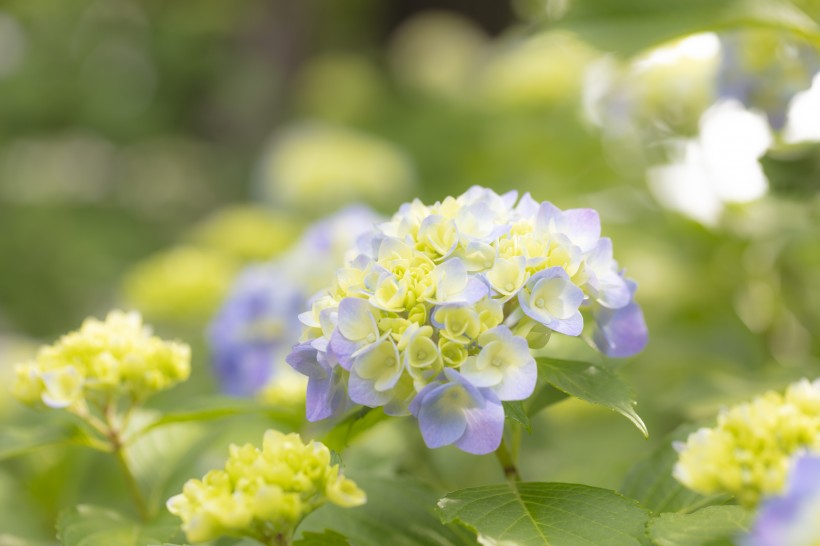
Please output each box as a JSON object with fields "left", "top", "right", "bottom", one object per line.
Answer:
{"left": 648, "top": 100, "right": 772, "bottom": 225}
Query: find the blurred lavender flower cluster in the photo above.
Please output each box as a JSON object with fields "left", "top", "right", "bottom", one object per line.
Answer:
{"left": 208, "top": 205, "right": 382, "bottom": 400}
{"left": 286, "top": 186, "right": 647, "bottom": 454}
{"left": 743, "top": 454, "right": 820, "bottom": 546}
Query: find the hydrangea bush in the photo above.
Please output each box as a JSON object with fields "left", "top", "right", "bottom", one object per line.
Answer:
{"left": 8, "top": 190, "right": 820, "bottom": 546}
{"left": 287, "top": 186, "right": 647, "bottom": 453}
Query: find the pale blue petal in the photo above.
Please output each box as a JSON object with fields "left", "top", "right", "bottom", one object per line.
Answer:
{"left": 337, "top": 297, "right": 375, "bottom": 341}
{"left": 455, "top": 389, "right": 505, "bottom": 454}
{"left": 286, "top": 342, "right": 325, "bottom": 379}
{"left": 742, "top": 455, "right": 820, "bottom": 546}
{"left": 348, "top": 371, "right": 391, "bottom": 407}
{"left": 562, "top": 208, "right": 601, "bottom": 251}
{"left": 417, "top": 383, "right": 468, "bottom": 448}
{"left": 460, "top": 276, "right": 489, "bottom": 304}
{"left": 329, "top": 329, "right": 357, "bottom": 370}
{"left": 592, "top": 281, "right": 647, "bottom": 357}
{"left": 493, "top": 353, "right": 537, "bottom": 401}
{"left": 551, "top": 310, "right": 584, "bottom": 337}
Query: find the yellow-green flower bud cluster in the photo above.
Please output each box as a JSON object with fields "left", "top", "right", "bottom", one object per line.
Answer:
{"left": 674, "top": 378, "right": 820, "bottom": 507}
{"left": 12, "top": 310, "right": 190, "bottom": 409}
{"left": 167, "top": 430, "right": 365, "bottom": 544}
{"left": 122, "top": 246, "right": 238, "bottom": 324}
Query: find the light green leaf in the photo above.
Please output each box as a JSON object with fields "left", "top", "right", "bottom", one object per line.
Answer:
{"left": 647, "top": 506, "right": 753, "bottom": 546}
{"left": 294, "top": 530, "right": 352, "bottom": 546}
{"left": 502, "top": 401, "right": 532, "bottom": 433}
{"left": 0, "top": 424, "right": 81, "bottom": 461}
{"left": 132, "top": 397, "right": 301, "bottom": 440}
{"left": 126, "top": 422, "right": 208, "bottom": 519}
{"left": 322, "top": 407, "right": 389, "bottom": 453}
{"left": 57, "top": 505, "right": 182, "bottom": 546}
{"left": 0, "top": 535, "right": 56, "bottom": 546}
{"left": 620, "top": 425, "right": 731, "bottom": 514}
{"left": 438, "top": 482, "right": 651, "bottom": 546}
{"left": 299, "top": 476, "right": 476, "bottom": 546}
{"left": 536, "top": 357, "right": 648, "bottom": 438}
{"left": 557, "top": 0, "right": 820, "bottom": 57}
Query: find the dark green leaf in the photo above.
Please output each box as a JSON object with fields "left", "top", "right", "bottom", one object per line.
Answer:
{"left": 536, "top": 358, "right": 648, "bottom": 437}
{"left": 322, "top": 407, "right": 389, "bottom": 453}
{"left": 57, "top": 505, "right": 181, "bottom": 546}
{"left": 557, "top": 0, "right": 820, "bottom": 57}
{"left": 620, "top": 425, "right": 731, "bottom": 514}
{"left": 294, "top": 530, "right": 352, "bottom": 546}
{"left": 647, "top": 506, "right": 753, "bottom": 546}
{"left": 760, "top": 142, "right": 820, "bottom": 198}
{"left": 438, "top": 482, "right": 651, "bottom": 546}
{"left": 299, "top": 476, "right": 476, "bottom": 546}
{"left": 503, "top": 401, "right": 532, "bottom": 433}
{"left": 525, "top": 382, "right": 569, "bottom": 417}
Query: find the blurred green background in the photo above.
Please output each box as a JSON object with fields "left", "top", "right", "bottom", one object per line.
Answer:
{"left": 1, "top": 0, "right": 820, "bottom": 543}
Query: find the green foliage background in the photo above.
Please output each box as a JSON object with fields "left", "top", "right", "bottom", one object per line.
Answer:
{"left": 0, "top": 0, "right": 819, "bottom": 544}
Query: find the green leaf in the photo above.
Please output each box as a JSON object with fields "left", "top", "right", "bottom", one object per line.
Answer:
{"left": 294, "top": 530, "right": 352, "bottom": 546}
{"left": 0, "top": 536, "right": 56, "bottom": 546}
{"left": 760, "top": 142, "right": 820, "bottom": 198}
{"left": 647, "top": 506, "right": 753, "bottom": 546}
{"left": 322, "top": 407, "right": 389, "bottom": 453}
{"left": 132, "top": 397, "right": 301, "bottom": 440}
{"left": 0, "top": 424, "right": 81, "bottom": 461}
{"left": 525, "top": 382, "right": 569, "bottom": 417}
{"left": 557, "top": 0, "right": 820, "bottom": 57}
{"left": 438, "top": 482, "right": 651, "bottom": 546}
{"left": 620, "top": 425, "right": 731, "bottom": 514}
{"left": 126, "top": 422, "right": 208, "bottom": 519}
{"left": 536, "top": 357, "right": 648, "bottom": 438}
{"left": 299, "top": 476, "right": 476, "bottom": 546}
{"left": 57, "top": 505, "right": 181, "bottom": 546}
{"left": 503, "top": 401, "right": 532, "bottom": 433}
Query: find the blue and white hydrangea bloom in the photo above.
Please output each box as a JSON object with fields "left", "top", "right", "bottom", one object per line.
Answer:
{"left": 287, "top": 187, "right": 647, "bottom": 454}
{"left": 209, "top": 205, "right": 383, "bottom": 398}
{"left": 742, "top": 454, "right": 820, "bottom": 546}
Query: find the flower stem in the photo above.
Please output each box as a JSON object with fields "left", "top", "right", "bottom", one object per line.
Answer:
{"left": 114, "top": 443, "right": 149, "bottom": 521}
{"left": 263, "top": 532, "right": 292, "bottom": 546}
{"left": 494, "top": 437, "right": 521, "bottom": 482}
{"left": 102, "top": 402, "right": 148, "bottom": 521}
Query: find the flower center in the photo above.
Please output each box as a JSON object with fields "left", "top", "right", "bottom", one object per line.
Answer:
{"left": 535, "top": 298, "right": 545, "bottom": 308}
{"left": 366, "top": 333, "right": 376, "bottom": 343}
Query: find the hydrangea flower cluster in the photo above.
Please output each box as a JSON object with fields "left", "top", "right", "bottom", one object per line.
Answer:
{"left": 674, "top": 378, "right": 820, "bottom": 507}
{"left": 742, "top": 454, "right": 820, "bottom": 546}
{"left": 287, "top": 187, "right": 646, "bottom": 454}
{"left": 13, "top": 310, "right": 190, "bottom": 410}
{"left": 167, "top": 430, "right": 366, "bottom": 544}
{"left": 209, "top": 205, "right": 382, "bottom": 399}
{"left": 209, "top": 264, "right": 307, "bottom": 398}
